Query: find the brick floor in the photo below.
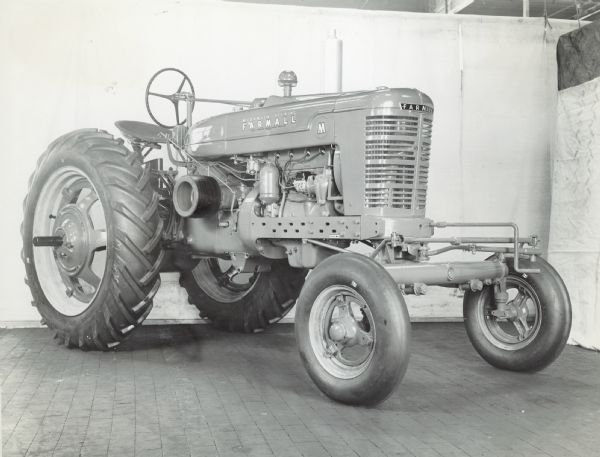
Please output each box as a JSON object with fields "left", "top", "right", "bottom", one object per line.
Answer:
{"left": 1, "top": 323, "right": 599, "bottom": 457}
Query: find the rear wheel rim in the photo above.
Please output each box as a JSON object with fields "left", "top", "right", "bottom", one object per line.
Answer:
{"left": 309, "top": 285, "right": 376, "bottom": 379}
{"left": 191, "top": 258, "right": 260, "bottom": 303}
{"left": 32, "top": 166, "right": 108, "bottom": 316}
{"left": 478, "top": 276, "right": 542, "bottom": 350}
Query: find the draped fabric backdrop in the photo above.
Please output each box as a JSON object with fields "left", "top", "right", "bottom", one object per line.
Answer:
{"left": 550, "top": 21, "right": 600, "bottom": 350}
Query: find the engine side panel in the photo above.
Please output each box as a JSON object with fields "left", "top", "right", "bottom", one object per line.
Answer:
{"left": 179, "top": 87, "right": 435, "bottom": 260}
{"left": 188, "top": 97, "right": 337, "bottom": 157}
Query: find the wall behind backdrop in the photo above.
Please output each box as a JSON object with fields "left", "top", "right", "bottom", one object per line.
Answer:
{"left": 0, "top": 0, "right": 578, "bottom": 325}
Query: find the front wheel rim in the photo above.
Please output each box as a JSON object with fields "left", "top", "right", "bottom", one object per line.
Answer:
{"left": 308, "top": 285, "right": 376, "bottom": 379}
{"left": 478, "top": 276, "right": 542, "bottom": 350}
{"left": 32, "top": 166, "right": 108, "bottom": 316}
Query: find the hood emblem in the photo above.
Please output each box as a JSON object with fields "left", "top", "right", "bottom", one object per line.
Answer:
{"left": 242, "top": 111, "right": 296, "bottom": 131}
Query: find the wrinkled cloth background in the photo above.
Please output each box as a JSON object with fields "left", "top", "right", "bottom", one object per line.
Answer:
{"left": 550, "top": 21, "right": 600, "bottom": 350}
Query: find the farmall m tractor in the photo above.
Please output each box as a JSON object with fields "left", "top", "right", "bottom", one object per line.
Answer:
{"left": 22, "top": 69, "right": 571, "bottom": 405}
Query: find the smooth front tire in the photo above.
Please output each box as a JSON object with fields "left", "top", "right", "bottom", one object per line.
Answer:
{"left": 295, "top": 253, "right": 411, "bottom": 406}
{"left": 463, "top": 256, "right": 571, "bottom": 372}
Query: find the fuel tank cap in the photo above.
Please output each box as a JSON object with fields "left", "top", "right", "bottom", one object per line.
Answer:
{"left": 278, "top": 70, "right": 298, "bottom": 97}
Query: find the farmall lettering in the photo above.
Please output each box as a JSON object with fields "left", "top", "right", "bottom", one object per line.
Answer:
{"left": 400, "top": 103, "right": 434, "bottom": 113}
{"left": 242, "top": 111, "right": 297, "bottom": 131}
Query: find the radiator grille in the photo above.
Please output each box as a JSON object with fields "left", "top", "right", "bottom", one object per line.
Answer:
{"left": 364, "top": 114, "right": 432, "bottom": 212}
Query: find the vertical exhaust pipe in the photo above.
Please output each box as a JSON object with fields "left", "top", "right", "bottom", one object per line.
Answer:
{"left": 325, "top": 29, "right": 343, "bottom": 93}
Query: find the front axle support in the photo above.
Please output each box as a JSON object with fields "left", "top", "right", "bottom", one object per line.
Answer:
{"left": 384, "top": 260, "right": 508, "bottom": 287}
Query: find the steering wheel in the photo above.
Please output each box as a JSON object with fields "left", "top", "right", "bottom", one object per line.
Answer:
{"left": 145, "top": 68, "right": 195, "bottom": 128}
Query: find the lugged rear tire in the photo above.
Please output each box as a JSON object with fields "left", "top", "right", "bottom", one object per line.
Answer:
{"left": 21, "top": 129, "right": 164, "bottom": 350}
{"left": 180, "top": 259, "right": 306, "bottom": 332}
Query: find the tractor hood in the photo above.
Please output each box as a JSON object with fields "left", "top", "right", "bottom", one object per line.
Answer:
{"left": 188, "top": 87, "right": 433, "bottom": 158}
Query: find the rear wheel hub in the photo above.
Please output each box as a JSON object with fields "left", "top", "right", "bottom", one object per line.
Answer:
{"left": 53, "top": 205, "right": 91, "bottom": 276}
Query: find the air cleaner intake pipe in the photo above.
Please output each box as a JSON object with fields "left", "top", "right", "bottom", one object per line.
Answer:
{"left": 173, "top": 175, "right": 222, "bottom": 218}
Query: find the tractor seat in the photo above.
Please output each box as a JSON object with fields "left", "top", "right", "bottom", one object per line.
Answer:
{"left": 115, "top": 120, "right": 171, "bottom": 144}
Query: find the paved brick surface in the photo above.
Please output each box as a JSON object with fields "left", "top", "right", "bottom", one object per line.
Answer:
{"left": 1, "top": 323, "right": 599, "bottom": 457}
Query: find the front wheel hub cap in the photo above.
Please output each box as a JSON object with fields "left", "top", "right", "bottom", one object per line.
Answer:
{"left": 329, "top": 322, "right": 346, "bottom": 342}
{"left": 329, "top": 315, "right": 359, "bottom": 345}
